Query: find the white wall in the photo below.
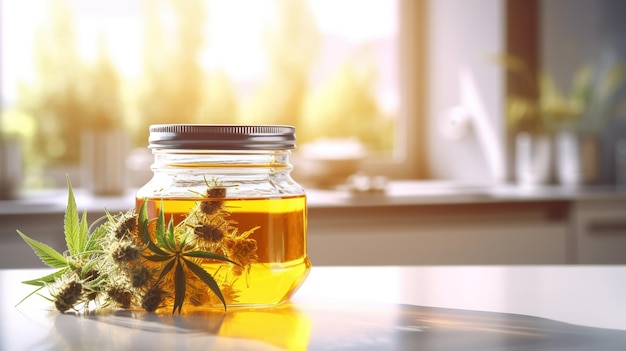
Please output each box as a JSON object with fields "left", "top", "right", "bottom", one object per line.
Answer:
{"left": 427, "top": 0, "right": 506, "bottom": 182}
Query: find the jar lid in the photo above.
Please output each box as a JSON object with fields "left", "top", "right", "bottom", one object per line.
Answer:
{"left": 148, "top": 124, "right": 296, "bottom": 150}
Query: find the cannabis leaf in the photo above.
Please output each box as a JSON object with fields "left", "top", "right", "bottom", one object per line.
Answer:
{"left": 64, "top": 176, "right": 80, "bottom": 255}
{"left": 16, "top": 230, "right": 67, "bottom": 268}
{"left": 17, "top": 177, "right": 96, "bottom": 272}
{"left": 64, "top": 176, "right": 92, "bottom": 255}
{"left": 138, "top": 201, "right": 239, "bottom": 313}
{"left": 21, "top": 269, "right": 69, "bottom": 286}
{"left": 16, "top": 178, "right": 100, "bottom": 308}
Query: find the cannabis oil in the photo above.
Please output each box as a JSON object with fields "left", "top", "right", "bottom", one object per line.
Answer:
{"left": 136, "top": 125, "right": 310, "bottom": 309}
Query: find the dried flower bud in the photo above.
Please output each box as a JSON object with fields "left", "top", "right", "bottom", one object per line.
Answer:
{"left": 108, "top": 286, "right": 132, "bottom": 308}
{"left": 83, "top": 269, "right": 100, "bottom": 283}
{"left": 115, "top": 215, "right": 139, "bottom": 240}
{"left": 200, "top": 200, "right": 223, "bottom": 215}
{"left": 124, "top": 215, "right": 138, "bottom": 233}
{"left": 112, "top": 244, "right": 141, "bottom": 263}
{"left": 223, "top": 237, "right": 258, "bottom": 276}
{"left": 193, "top": 224, "right": 225, "bottom": 242}
{"left": 142, "top": 286, "right": 166, "bottom": 313}
{"left": 131, "top": 264, "right": 152, "bottom": 288}
{"left": 199, "top": 187, "right": 226, "bottom": 215}
{"left": 54, "top": 281, "right": 83, "bottom": 313}
{"left": 207, "top": 187, "right": 227, "bottom": 198}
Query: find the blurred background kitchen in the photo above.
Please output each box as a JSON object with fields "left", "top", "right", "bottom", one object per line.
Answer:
{"left": 1, "top": 0, "right": 626, "bottom": 268}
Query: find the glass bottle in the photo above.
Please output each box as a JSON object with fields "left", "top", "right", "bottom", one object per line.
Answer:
{"left": 136, "top": 124, "right": 310, "bottom": 309}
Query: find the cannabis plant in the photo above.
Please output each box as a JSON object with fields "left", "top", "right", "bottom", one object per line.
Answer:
{"left": 17, "top": 176, "right": 236, "bottom": 314}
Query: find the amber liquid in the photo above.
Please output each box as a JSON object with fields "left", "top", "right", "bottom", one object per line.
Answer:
{"left": 136, "top": 195, "right": 310, "bottom": 308}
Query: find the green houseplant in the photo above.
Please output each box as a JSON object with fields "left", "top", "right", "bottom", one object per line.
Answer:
{"left": 495, "top": 54, "right": 626, "bottom": 186}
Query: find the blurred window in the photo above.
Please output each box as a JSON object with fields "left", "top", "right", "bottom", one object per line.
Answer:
{"left": 0, "top": 0, "right": 423, "bottom": 188}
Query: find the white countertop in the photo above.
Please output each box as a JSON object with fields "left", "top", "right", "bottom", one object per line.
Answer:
{"left": 2, "top": 265, "right": 626, "bottom": 350}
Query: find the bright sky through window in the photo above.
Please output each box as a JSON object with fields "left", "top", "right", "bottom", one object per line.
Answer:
{"left": 0, "top": 0, "right": 400, "bottom": 182}
{"left": 1, "top": 0, "right": 397, "bottom": 105}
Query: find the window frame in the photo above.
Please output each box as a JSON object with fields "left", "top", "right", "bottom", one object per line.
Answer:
{"left": 359, "top": 0, "right": 427, "bottom": 179}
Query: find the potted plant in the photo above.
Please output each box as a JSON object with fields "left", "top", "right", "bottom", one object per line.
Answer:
{"left": 557, "top": 63, "right": 626, "bottom": 185}
{"left": 496, "top": 54, "right": 554, "bottom": 186}
{"left": 496, "top": 54, "right": 626, "bottom": 186}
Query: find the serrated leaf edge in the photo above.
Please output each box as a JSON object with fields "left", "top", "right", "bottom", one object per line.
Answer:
{"left": 17, "top": 230, "right": 68, "bottom": 269}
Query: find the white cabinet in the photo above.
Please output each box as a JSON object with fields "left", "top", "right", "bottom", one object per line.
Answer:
{"left": 572, "top": 198, "right": 626, "bottom": 264}
{"left": 308, "top": 201, "right": 569, "bottom": 265}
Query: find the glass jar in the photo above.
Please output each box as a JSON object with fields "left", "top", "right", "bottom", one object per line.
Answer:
{"left": 136, "top": 124, "right": 310, "bottom": 309}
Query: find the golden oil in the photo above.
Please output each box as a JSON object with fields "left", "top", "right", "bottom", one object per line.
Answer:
{"left": 136, "top": 194, "right": 310, "bottom": 307}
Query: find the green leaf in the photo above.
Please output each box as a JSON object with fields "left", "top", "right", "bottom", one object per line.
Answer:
{"left": 143, "top": 254, "right": 175, "bottom": 262}
{"left": 183, "top": 250, "right": 240, "bottom": 266}
{"left": 137, "top": 200, "right": 172, "bottom": 256}
{"left": 155, "top": 203, "right": 168, "bottom": 250}
{"left": 166, "top": 217, "right": 176, "bottom": 251}
{"left": 173, "top": 259, "right": 186, "bottom": 314}
{"left": 147, "top": 240, "right": 169, "bottom": 257}
{"left": 64, "top": 176, "right": 80, "bottom": 255}
{"left": 185, "top": 258, "right": 226, "bottom": 310}
{"left": 138, "top": 199, "right": 151, "bottom": 245}
{"left": 85, "top": 218, "right": 107, "bottom": 252}
{"left": 15, "top": 286, "right": 45, "bottom": 307}
{"left": 21, "top": 268, "right": 68, "bottom": 286}
{"left": 17, "top": 230, "right": 68, "bottom": 268}
{"left": 78, "top": 210, "right": 89, "bottom": 252}
{"left": 157, "top": 258, "right": 176, "bottom": 283}
{"left": 17, "top": 268, "right": 68, "bottom": 307}
{"left": 137, "top": 200, "right": 169, "bottom": 257}
{"left": 141, "top": 222, "right": 169, "bottom": 256}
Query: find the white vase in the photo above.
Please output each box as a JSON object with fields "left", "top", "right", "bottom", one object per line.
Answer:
{"left": 555, "top": 131, "right": 598, "bottom": 186}
{"left": 515, "top": 132, "right": 553, "bottom": 187}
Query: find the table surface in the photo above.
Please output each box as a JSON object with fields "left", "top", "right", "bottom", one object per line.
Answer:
{"left": 2, "top": 265, "right": 626, "bottom": 350}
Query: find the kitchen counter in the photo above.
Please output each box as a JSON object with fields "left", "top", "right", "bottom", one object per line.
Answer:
{"left": 1, "top": 181, "right": 626, "bottom": 215}
{"left": 2, "top": 181, "right": 626, "bottom": 267}
{"left": 2, "top": 265, "right": 626, "bottom": 350}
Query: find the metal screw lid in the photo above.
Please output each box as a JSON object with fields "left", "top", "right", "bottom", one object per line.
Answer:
{"left": 148, "top": 124, "right": 296, "bottom": 150}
